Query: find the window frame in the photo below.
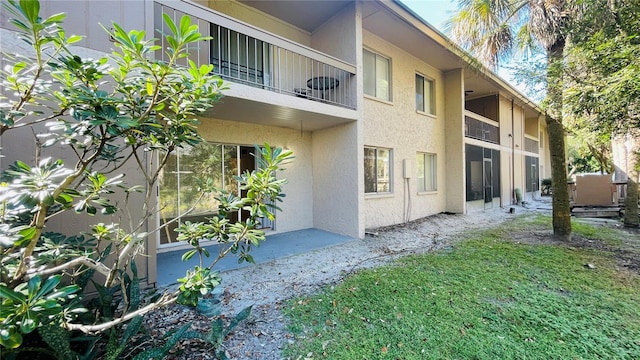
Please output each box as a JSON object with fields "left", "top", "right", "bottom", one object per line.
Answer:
{"left": 364, "top": 146, "right": 393, "bottom": 194}
{"left": 416, "top": 152, "right": 437, "bottom": 193}
{"left": 415, "top": 73, "right": 435, "bottom": 115}
{"left": 363, "top": 48, "right": 391, "bottom": 101}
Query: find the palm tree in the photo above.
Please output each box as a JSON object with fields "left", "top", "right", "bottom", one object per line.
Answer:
{"left": 447, "top": 0, "right": 572, "bottom": 240}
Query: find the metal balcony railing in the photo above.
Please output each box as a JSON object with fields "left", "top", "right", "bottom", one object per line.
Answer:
{"left": 154, "top": 0, "right": 356, "bottom": 109}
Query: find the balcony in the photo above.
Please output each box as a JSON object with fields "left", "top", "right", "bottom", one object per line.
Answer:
{"left": 464, "top": 111, "right": 499, "bottom": 144}
{"left": 153, "top": 0, "right": 356, "bottom": 116}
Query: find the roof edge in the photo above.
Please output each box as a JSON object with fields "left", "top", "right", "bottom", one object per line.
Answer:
{"left": 386, "top": 0, "right": 543, "bottom": 114}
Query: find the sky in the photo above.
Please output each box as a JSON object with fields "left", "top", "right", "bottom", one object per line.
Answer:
{"left": 400, "top": 0, "right": 528, "bottom": 94}
{"left": 400, "top": 0, "right": 456, "bottom": 31}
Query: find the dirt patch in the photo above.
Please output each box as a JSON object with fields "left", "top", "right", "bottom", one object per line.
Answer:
{"left": 143, "top": 201, "right": 639, "bottom": 359}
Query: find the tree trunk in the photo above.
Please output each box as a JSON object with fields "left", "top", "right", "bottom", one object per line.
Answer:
{"left": 546, "top": 115, "right": 572, "bottom": 239}
{"left": 624, "top": 178, "right": 639, "bottom": 227}
{"left": 546, "top": 41, "right": 572, "bottom": 241}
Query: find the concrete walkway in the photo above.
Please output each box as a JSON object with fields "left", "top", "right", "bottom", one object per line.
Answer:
{"left": 156, "top": 228, "right": 355, "bottom": 287}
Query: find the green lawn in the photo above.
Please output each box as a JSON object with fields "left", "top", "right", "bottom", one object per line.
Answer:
{"left": 284, "top": 215, "right": 640, "bottom": 359}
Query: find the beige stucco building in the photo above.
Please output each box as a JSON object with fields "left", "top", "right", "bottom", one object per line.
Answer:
{"left": 0, "top": 0, "right": 550, "bottom": 285}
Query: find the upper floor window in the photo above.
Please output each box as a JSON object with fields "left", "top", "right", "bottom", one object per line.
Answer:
{"left": 363, "top": 49, "right": 390, "bottom": 101}
{"left": 416, "top": 74, "right": 435, "bottom": 115}
{"left": 365, "top": 146, "right": 392, "bottom": 193}
{"left": 417, "top": 152, "right": 437, "bottom": 192}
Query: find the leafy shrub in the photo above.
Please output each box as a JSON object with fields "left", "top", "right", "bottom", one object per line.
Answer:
{"left": 0, "top": 0, "right": 292, "bottom": 356}
{"left": 542, "top": 178, "right": 553, "bottom": 195}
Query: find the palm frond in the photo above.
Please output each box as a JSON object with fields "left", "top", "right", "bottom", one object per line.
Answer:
{"left": 447, "top": 0, "right": 525, "bottom": 67}
{"left": 528, "top": 0, "right": 566, "bottom": 49}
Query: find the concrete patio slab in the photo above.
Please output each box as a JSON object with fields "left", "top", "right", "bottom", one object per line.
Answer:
{"left": 156, "top": 228, "right": 355, "bottom": 287}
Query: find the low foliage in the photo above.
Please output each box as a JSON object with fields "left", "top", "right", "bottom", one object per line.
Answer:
{"left": 184, "top": 306, "right": 253, "bottom": 360}
{"left": 540, "top": 178, "right": 552, "bottom": 195}
{"left": 285, "top": 215, "right": 640, "bottom": 359}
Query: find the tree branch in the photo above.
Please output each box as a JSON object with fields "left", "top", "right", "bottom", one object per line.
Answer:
{"left": 26, "top": 256, "right": 111, "bottom": 279}
{"left": 65, "top": 291, "right": 179, "bottom": 334}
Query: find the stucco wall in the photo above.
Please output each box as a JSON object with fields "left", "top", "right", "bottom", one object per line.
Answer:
{"left": 612, "top": 133, "right": 640, "bottom": 182}
{"left": 525, "top": 116, "right": 539, "bottom": 137}
{"left": 361, "top": 31, "right": 447, "bottom": 229}
{"left": 311, "top": 3, "right": 358, "bottom": 108}
{"left": 311, "top": 3, "right": 357, "bottom": 64}
{"left": 196, "top": 118, "right": 314, "bottom": 233}
{"left": 499, "top": 96, "right": 526, "bottom": 197}
{"left": 311, "top": 123, "right": 360, "bottom": 238}
{"left": 0, "top": 113, "right": 152, "bottom": 284}
{"left": 0, "top": 1, "right": 147, "bottom": 53}
{"left": 444, "top": 69, "right": 466, "bottom": 213}
{"left": 498, "top": 96, "right": 515, "bottom": 204}
{"left": 207, "top": 0, "right": 312, "bottom": 46}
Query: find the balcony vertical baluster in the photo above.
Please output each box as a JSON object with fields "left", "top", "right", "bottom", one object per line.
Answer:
{"left": 154, "top": 1, "right": 355, "bottom": 109}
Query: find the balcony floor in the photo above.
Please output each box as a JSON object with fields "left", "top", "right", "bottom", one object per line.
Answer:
{"left": 156, "top": 228, "right": 355, "bottom": 287}
{"left": 203, "top": 84, "right": 357, "bottom": 131}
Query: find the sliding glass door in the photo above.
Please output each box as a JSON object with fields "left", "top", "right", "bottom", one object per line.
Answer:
{"left": 158, "top": 144, "right": 271, "bottom": 247}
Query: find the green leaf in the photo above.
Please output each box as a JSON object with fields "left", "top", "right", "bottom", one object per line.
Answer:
{"left": 12, "top": 61, "right": 26, "bottom": 74}
{"left": 225, "top": 305, "right": 252, "bottom": 337}
{"left": 162, "top": 13, "right": 178, "bottom": 38}
{"left": 43, "top": 12, "right": 65, "bottom": 25}
{"left": 56, "top": 193, "right": 73, "bottom": 205}
{"left": 27, "top": 275, "right": 42, "bottom": 299}
{"left": 181, "top": 249, "right": 197, "bottom": 262}
{"left": 104, "top": 328, "right": 121, "bottom": 360}
{"left": 47, "top": 284, "right": 80, "bottom": 300}
{"left": 209, "top": 318, "right": 224, "bottom": 341}
{"left": 179, "top": 15, "right": 191, "bottom": 38}
{"left": 0, "top": 326, "right": 23, "bottom": 349}
{"left": 146, "top": 79, "right": 153, "bottom": 96}
{"left": 0, "top": 285, "right": 26, "bottom": 303}
{"left": 19, "top": 313, "right": 37, "bottom": 334}
{"left": 8, "top": 18, "right": 30, "bottom": 33}
{"left": 19, "top": 0, "right": 40, "bottom": 23}
{"left": 101, "top": 206, "right": 117, "bottom": 215}
{"left": 128, "top": 261, "right": 141, "bottom": 311}
{"left": 131, "top": 323, "right": 190, "bottom": 360}
{"left": 67, "top": 34, "right": 82, "bottom": 44}
{"left": 238, "top": 253, "right": 254, "bottom": 264}
{"left": 16, "top": 226, "right": 37, "bottom": 246}
{"left": 35, "top": 274, "right": 62, "bottom": 300}
{"left": 121, "top": 316, "right": 143, "bottom": 344}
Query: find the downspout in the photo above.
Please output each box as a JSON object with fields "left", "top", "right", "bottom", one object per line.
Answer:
{"left": 511, "top": 98, "right": 515, "bottom": 205}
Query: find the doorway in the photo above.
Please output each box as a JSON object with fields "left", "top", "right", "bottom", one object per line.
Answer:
{"left": 238, "top": 146, "right": 275, "bottom": 230}
{"left": 484, "top": 158, "right": 493, "bottom": 209}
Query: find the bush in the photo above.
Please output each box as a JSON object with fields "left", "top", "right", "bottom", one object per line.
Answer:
{"left": 541, "top": 178, "right": 553, "bottom": 195}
